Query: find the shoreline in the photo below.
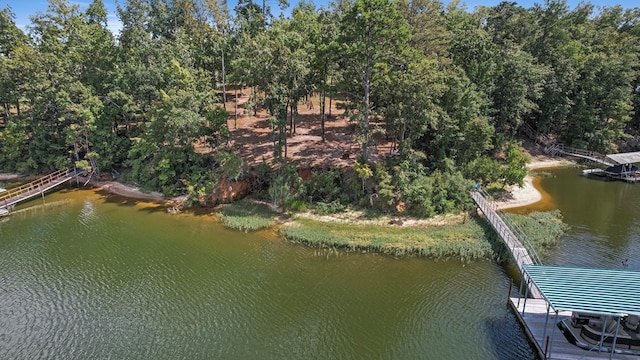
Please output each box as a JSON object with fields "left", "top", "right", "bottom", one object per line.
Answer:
{"left": 88, "top": 179, "right": 167, "bottom": 202}
{"left": 495, "top": 157, "right": 574, "bottom": 210}
{"left": 4, "top": 155, "right": 574, "bottom": 217}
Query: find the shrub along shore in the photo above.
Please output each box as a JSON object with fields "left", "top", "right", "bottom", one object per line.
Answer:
{"left": 217, "top": 161, "right": 570, "bottom": 262}
{"left": 4, "top": 156, "right": 570, "bottom": 262}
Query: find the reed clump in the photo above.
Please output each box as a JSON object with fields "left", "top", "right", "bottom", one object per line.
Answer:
{"left": 280, "top": 217, "right": 494, "bottom": 262}
{"left": 219, "top": 199, "right": 569, "bottom": 263}
{"left": 504, "top": 210, "right": 568, "bottom": 256}
{"left": 219, "top": 201, "right": 279, "bottom": 232}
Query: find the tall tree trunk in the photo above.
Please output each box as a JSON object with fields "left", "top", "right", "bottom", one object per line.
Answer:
{"left": 234, "top": 87, "right": 238, "bottom": 130}
{"left": 3, "top": 103, "right": 8, "bottom": 120}
{"left": 287, "top": 103, "right": 291, "bottom": 135}
{"left": 321, "top": 65, "right": 327, "bottom": 142}
{"left": 221, "top": 47, "right": 227, "bottom": 109}
{"left": 252, "top": 86, "right": 257, "bottom": 117}
{"left": 399, "top": 123, "right": 407, "bottom": 153}
{"left": 321, "top": 87, "right": 326, "bottom": 142}
{"left": 329, "top": 78, "right": 333, "bottom": 117}
{"left": 283, "top": 105, "right": 288, "bottom": 159}
{"left": 362, "top": 48, "right": 371, "bottom": 161}
{"left": 73, "top": 143, "right": 80, "bottom": 162}
{"left": 291, "top": 102, "right": 296, "bottom": 135}
{"left": 15, "top": 100, "right": 20, "bottom": 116}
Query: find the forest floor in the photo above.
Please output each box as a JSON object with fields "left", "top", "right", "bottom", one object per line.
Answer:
{"left": 200, "top": 90, "right": 575, "bottom": 211}
{"left": 195, "top": 89, "right": 393, "bottom": 168}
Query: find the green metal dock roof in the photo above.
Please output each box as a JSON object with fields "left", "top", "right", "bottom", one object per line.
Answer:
{"left": 523, "top": 264, "right": 640, "bottom": 316}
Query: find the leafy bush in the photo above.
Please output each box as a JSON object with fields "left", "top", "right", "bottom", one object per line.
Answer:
{"left": 463, "top": 142, "right": 528, "bottom": 188}
{"left": 503, "top": 142, "right": 528, "bottom": 187}
{"left": 306, "top": 170, "right": 342, "bottom": 203}
{"left": 213, "top": 150, "right": 243, "bottom": 181}
{"left": 430, "top": 170, "right": 473, "bottom": 214}
{"left": 463, "top": 156, "right": 503, "bottom": 185}
{"left": 183, "top": 170, "right": 217, "bottom": 207}
{"left": 373, "top": 164, "right": 395, "bottom": 209}
{"left": 268, "top": 163, "right": 304, "bottom": 209}
{"left": 314, "top": 200, "right": 346, "bottom": 215}
{"left": 353, "top": 161, "right": 373, "bottom": 196}
{"left": 402, "top": 175, "right": 435, "bottom": 218}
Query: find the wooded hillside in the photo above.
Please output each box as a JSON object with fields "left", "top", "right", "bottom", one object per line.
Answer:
{"left": 0, "top": 0, "right": 638, "bottom": 215}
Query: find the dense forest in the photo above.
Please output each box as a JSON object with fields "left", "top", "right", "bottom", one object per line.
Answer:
{"left": 0, "top": 0, "right": 638, "bottom": 216}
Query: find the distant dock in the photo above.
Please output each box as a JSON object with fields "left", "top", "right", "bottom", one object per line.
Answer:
{"left": 546, "top": 144, "right": 640, "bottom": 183}
{"left": 582, "top": 167, "right": 640, "bottom": 183}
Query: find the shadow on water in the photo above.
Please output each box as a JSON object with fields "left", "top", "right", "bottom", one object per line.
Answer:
{"left": 475, "top": 212, "right": 537, "bottom": 359}
{"left": 92, "top": 188, "right": 237, "bottom": 219}
{"left": 475, "top": 213, "right": 512, "bottom": 263}
{"left": 93, "top": 189, "right": 170, "bottom": 214}
{"left": 484, "top": 313, "right": 537, "bottom": 360}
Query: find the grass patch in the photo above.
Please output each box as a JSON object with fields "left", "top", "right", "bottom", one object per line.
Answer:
{"left": 220, "top": 200, "right": 280, "bottom": 232}
{"left": 280, "top": 217, "right": 495, "bottom": 262}
{"left": 219, "top": 201, "right": 569, "bottom": 262}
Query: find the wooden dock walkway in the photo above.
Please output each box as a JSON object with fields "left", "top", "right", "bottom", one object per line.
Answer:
{"left": 471, "top": 190, "right": 542, "bottom": 298}
{"left": 545, "top": 144, "right": 615, "bottom": 167}
{"left": 509, "top": 298, "right": 638, "bottom": 360}
{"left": 0, "top": 168, "right": 80, "bottom": 213}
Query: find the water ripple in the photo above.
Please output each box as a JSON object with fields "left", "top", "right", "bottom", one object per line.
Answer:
{"left": 1, "top": 195, "right": 534, "bottom": 360}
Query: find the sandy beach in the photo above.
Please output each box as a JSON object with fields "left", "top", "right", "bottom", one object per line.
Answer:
{"left": 0, "top": 173, "right": 24, "bottom": 181}
{"left": 88, "top": 180, "right": 166, "bottom": 202}
{"left": 494, "top": 156, "right": 574, "bottom": 210}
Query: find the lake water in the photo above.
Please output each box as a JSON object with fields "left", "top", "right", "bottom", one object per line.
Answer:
{"left": 534, "top": 167, "right": 640, "bottom": 270}
{"left": 1, "top": 167, "right": 634, "bottom": 359}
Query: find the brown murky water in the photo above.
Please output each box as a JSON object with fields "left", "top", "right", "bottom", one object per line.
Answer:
{"left": 0, "top": 186, "right": 534, "bottom": 359}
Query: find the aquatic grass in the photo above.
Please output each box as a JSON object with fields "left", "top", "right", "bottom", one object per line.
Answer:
{"left": 221, "top": 201, "right": 568, "bottom": 262}
{"left": 503, "top": 210, "right": 569, "bottom": 257}
{"left": 280, "top": 217, "right": 495, "bottom": 261}
{"left": 220, "top": 200, "right": 279, "bottom": 232}
{"left": 528, "top": 170, "right": 554, "bottom": 178}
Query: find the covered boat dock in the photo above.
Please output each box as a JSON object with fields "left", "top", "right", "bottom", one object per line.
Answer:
{"left": 583, "top": 151, "right": 640, "bottom": 183}
{"left": 509, "top": 264, "right": 640, "bottom": 359}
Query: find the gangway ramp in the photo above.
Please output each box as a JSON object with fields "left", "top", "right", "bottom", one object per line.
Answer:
{"left": 471, "top": 190, "right": 542, "bottom": 299}
{"left": 0, "top": 168, "right": 81, "bottom": 213}
{"left": 545, "top": 144, "right": 615, "bottom": 166}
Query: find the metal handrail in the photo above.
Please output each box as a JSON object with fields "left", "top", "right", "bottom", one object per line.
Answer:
{"left": 545, "top": 143, "right": 614, "bottom": 166}
{"left": 474, "top": 188, "right": 541, "bottom": 265}
{"left": 0, "top": 168, "right": 72, "bottom": 204}
{"left": 498, "top": 208, "right": 542, "bottom": 265}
